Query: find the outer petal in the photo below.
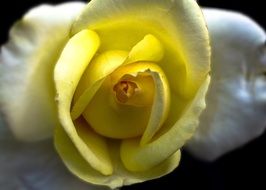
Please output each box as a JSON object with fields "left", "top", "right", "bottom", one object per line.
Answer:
{"left": 0, "top": 115, "right": 105, "bottom": 190}
{"left": 186, "top": 9, "right": 266, "bottom": 160}
{"left": 72, "top": 0, "right": 210, "bottom": 98}
{"left": 54, "top": 126, "right": 181, "bottom": 189}
{"left": 0, "top": 2, "right": 86, "bottom": 141}
{"left": 54, "top": 29, "right": 114, "bottom": 175}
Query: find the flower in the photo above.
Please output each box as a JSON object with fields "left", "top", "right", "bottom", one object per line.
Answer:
{"left": 54, "top": 1, "right": 211, "bottom": 188}
{"left": 1, "top": 1, "right": 265, "bottom": 190}
{"left": 0, "top": 0, "right": 210, "bottom": 188}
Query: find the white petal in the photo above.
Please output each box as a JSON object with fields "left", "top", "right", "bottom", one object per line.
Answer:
{"left": 0, "top": 2, "right": 86, "bottom": 141}
{"left": 186, "top": 9, "right": 266, "bottom": 161}
{"left": 0, "top": 115, "right": 108, "bottom": 190}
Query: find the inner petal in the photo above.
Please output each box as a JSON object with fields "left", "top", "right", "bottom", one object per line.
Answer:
{"left": 71, "top": 34, "right": 163, "bottom": 120}
{"left": 82, "top": 62, "right": 169, "bottom": 140}
{"left": 71, "top": 50, "right": 128, "bottom": 120}
{"left": 113, "top": 80, "right": 138, "bottom": 104}
{"left": 82, "top": 70, "right": 155, "bottom": 139}
{"left": 113, "top": 73, "right": 154, "bottom": 107}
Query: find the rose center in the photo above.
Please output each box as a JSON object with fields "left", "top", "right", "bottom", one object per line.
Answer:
{"left": 113, "top": 80, "right": 138, "bottom": 103}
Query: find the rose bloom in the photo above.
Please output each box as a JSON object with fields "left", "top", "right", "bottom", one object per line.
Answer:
{"left": 0, "top": 0, "right": 265, "bottom": 189}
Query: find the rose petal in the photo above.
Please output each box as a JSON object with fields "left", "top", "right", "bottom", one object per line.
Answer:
{"left": 72, "top": 33, "right": 165, "bottom": 120}
{"left": 81, "top": 62, "right": 160, "bottom": 139}
{"left": 125, "top": 34, "right": 164, "bottom": 64}
{"left": 54, "top": 29, "right": 113, "bottom": 175}
{"left": 54, "top": 122, "right": 114, "bottom": 186}
{"left": 0, "top": 115, "right": 104, "bottom": 190}
{"left": 0, "top": 2, "right": 86, "bottom": 141}
{"left": 186, "top": 9, "right": 266, "bottom": 161}
{"left": 72, "top": 0, "right": 210, "bottom": 98}
{"left": 71, "top": 50, "right": 128, "bottom": 120}
{"left": 54, "top": 126, "right": 181, "bottom": 189}
{"left": 140, "top": 69, "right": 170, "bottom": 145}
{"left": 121, "top": 76, "right": 210, "bottom": 171}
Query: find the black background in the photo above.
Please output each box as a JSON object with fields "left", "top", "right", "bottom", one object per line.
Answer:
{"left": 1, "top": 0, "right": 265, "bottom": 190}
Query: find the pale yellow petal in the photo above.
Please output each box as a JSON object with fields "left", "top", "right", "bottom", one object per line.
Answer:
{"left": 54, "top": 29, "right": 112, "bottom": 175}
{"left": 72, "top": 0, "right": 210, "bottom": 98}
{"left": 121, "top": 76, "right": 210, "bottom": 172}
{"left": 71, "top": 50, "right": 128, "bottom": 120}
{"left": 54, "top": 119, "right": 113, "bottom": 178}
{"left": 55, "top": 131, "right": 181, "bottom": 189}
{"left": 140, "top": 69, "right": 170, "bottom": 145}
{"left": 121, "top": 150, "right": 181, "bottom": 187}
{"left": 82, "top": 62, "right": 168, "bottom": 139}
{"left": 82, "top": 79, "right": 151, "bottom": 139}
{"left": 108, "top": 142, "right": 181, "bottom": 187}
{"left": 54, "top": 125, "right": 115, "bottom": 188}
{"left": 125, "top": 34, "right": 164, "bottom": 64}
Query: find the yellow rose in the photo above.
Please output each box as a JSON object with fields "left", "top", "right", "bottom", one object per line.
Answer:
{"left": 0, "top": 0, "right": 210, "bottom": 189}
{"left": 54, "top": 0, "right": 210, "bottom": 187}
